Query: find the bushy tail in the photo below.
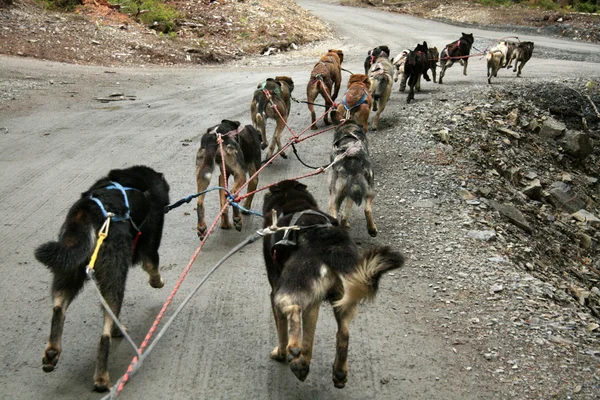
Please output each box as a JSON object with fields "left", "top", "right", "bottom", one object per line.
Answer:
{"left": 35, "top": 223, "right": 95, "bottom": 273}
{"left": 347, "top": 171, "right": 367, "bottom": 206}
{"left": 334, "top": 246, "right": 404, "bottom": 312}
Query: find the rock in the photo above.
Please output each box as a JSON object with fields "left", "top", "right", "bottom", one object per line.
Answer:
{"left": 578, "top": 232, "right": 592, "bottom": 249}
{"left": 572, "top": 209, "right": 600, "bottom": 227}
{"left": 546, "top": 182, "right": 586, "bottom": 213}
{"left": 457, "top": 189, "right": 476, "bottom": 200}
{"left": 497, "top": 127, "right": 521, "bottom": 139}
{"left": 466, "top": 230, "right": 497, "bottom": 241}
{"left": 526, "top": 119, "right": 540, "bottom": 132}
{"left": 522, "top": 179, "right": 542, "bottom": 200}
{"left": 490, "top": 283, "right": 504, "bottom": 293}
{"left": 539, "top": 117, "right": 566, "bottom": 139}
{"left": 489, "top": 200, "right": 533, "bottom": 233}
{"left": 559, "top": 130, "right": 593, "bottom": 159}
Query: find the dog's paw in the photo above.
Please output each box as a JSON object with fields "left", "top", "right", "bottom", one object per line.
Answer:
{"left": 220, "top": 221, "right": 232, "bottom": 230}
{"left": 42, "top": 346, "right": 60, "bottom": 372}
{"left": 289, "top": 354, "right": 310, "bottom": 382}
{"left": 233, "top": 217, "right": 242, "bottom": 232}
{"left": 310, "top": 125, "right": 318, "bottom": 131}
{"left": 270, "top": 347, "right": 286, "bottom": 362}
{"left": 333, "top": 369, "right": 348, "bottom": 389}
{"left": 261, "top": 142, "right": 268, "bottom": 150}
{"left": 111, "top": 324, "right": 128, "bottom": 338}
{"left": 93, "top": 375, "right": 111, "bottom": 393}
{"left": 368, "top": 227, "right": 378, "bottom": 237}
{"left": 149, "top": 275, "right": 164, "bottom": 289}
{"left": 280, "top": 152, "right": 288, "bottom": 159}
{"left": 197, "top": 226, "right": 207, "bottom": 239}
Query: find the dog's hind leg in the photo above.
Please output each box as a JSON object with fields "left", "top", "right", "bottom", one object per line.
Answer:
{"left": 269, "top": 293, "right": 288, "bottom": 362}
{"left": 195, "top": 156, "right": 212, "bottom": 239}
{"left": 42, "top": 287, "right": 80, "bottom": 373}
{"left": 332, "top": 303, "right": 357, "bottom": 389}
{"left": 307, "top": 83, "right": 319, "bottom": 130}
{"left": 242, "top": 166, "right": 259, "bottom": 212}
{"left": 364, "top": 193, "right": 377, "bottom": 237}
{"left": 340, "top": 198, "right": 354, "bottom": 229}
{"left": 229, "top": 170, "right": 246, "bottom": 231}
{"left": 267, "top": 117, "right": 287, "bottom": 160}
{"left": 462, "top": 58, "right": 469, "bottom": 76}
{"left": 142, "top": 251, "right": 164, "bottom": 289}
{"left": 299, "top": 305, "right": 320, "bottom": 371}
{"left": 284, "top": 304, "right": 310, "bottom": 382}
{"left": 218, "top": 172, "right": 232, "bottom": 230}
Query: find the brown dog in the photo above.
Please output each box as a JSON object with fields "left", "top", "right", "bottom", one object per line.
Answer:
{"left": 195, "top": 119, "right": 262, "bottom": 239}
{"left": 250, "top": 76, "right": 294, "bottom": 160}
{"left": 306, "top": 49, "right": 344, "bottom": 129}
{"left": 332, "top": 74, "right": 372, "bottom": 132}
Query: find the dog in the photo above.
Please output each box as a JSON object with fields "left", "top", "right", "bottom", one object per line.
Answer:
{"left": 195, "top": 119, "right": 262, "bottom": 239}
{"left": 507, "top": 41, "right": 534, "bottom": 77}
{"left": 261, "top": 180, "right": 404, "bottom": 388}
{"left": 403, "top": 41, "right": 431, "bottom": 103}
{"left": 438, "top": 32, "right": 474, "bottom": 84}
{"left": 34, "top": 165, "right": 170, "bottom": 392}
{"left": 392, "top": 49, "right": 411, "bottom": 85}
{"left": 486, "top": 41, "right": 509, "bottom": 84}
{"left": 306, "top": 49, "right": 344, "bottom": 129}
{"left": 504, "top": 41, "right": 518, "bottom": 68}
{"left": 328, "top": 123, "right": 377, "bottom": 236}
{"left": 396, "top": 46, "right": 438, "bottom": 92}
{"left": 332, "top": 74, "right": 372, "bottom": 132}
{"left": 364, "top": 45, "right": 390, "bottom": 75}
{"left": 250, "top": 76, "right": 294, "bottom": 160}
{"left": 368, "top": 57, "right": 394, "bottom": 130}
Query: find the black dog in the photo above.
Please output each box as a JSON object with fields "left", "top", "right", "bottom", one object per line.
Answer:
{"left": 364, "top": 45, "right": 390, "bottom": 74}
{"left": 403, "top": 41, "right": 431, "bottom": 103}
{"left": 438, "top": 32, "right": 474, "bottom": 84}
{"left": 195, "top": 119, "right": 262, "bottom": 238}
{"left": 262, "top": 180, "right": 404, "bottom": 388}
{"left": 34, "top": 165, "right": 170, "bottom": 392}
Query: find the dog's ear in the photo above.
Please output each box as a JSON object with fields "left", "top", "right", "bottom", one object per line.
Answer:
{"left": 336, "top": 50, "right": 344, "bottom": 64}
{"left": 422, "top": 41, "right": 428, "bottom": 47}
{"left": 293, "top": 181, "right": 307, "bottom": 191}
{"left": 220, "top": 119, "right": 241, "bottom": 129}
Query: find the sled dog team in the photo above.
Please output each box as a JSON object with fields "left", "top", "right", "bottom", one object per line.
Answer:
{"left": 35, "top": 32, "right": 535, "bottom": 392}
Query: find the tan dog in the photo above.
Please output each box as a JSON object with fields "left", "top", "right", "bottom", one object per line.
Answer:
{"left": 332, "top": 74, "right": 372, "bottom": 132}
{"left": 486, "top": 41, "right": 508, "bottom": 84}
{"left": 368, "top": 58, "right": 393, "bottom": 130}
{"left": 250, "top": 76, "right": 294, "bottom": 160}
{"left": 306, "top": 49, "right": 344, "bottom": 129}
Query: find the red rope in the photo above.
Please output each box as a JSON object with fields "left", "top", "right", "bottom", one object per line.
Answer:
{"left": 115, "top": 201, "right": 229, "bottom": 395}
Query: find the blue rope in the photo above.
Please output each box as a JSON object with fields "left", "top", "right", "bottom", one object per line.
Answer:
{"left": 165, "top": 186, "right": 264, "bottom": 217}
{"left": 89, "top": 181, "right": 139, "bottom": 222}
{"left": 342, "top": 89, "right": 368, "bottom": 111}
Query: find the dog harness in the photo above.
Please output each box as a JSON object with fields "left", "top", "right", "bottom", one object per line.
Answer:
{"left": 271, "top": 209, "right": 333, "bottom": 264}
{"left": 89, "top": 182, "right": 147, "bottom": 250}
{"left": 341, "top": 89, "right": 368, "bottom": 119}
{"left": 259, "top": 80, "right": 282, "bottom": 97}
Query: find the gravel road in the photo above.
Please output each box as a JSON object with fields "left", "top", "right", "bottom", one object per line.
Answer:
{"left": 0, "top": 1, "right": 599, "bottom": 399}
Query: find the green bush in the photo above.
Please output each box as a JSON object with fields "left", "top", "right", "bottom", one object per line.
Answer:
{"left": 110, "top": 0, "right": 179, "bottom": 33}
{"left": 574, "top": 1, "right": 598, "bottom": 12}
{"left": 42, "top": 0, "right": 82, "bottom": 10}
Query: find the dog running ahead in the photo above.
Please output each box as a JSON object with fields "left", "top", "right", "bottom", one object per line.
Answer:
{"left": 34, "top": 165, "right": 170, "bottom": 392}
{"left": 364, "top": 45, "right": 390, "bottom": 75}
{"left": 250, "top": 76, "right": 294, "bottom": 160}
{"left": 328, "top": 122, "right": 377, "bottom": 236}
{"left": 438, "top": 32, "right": 474, "bottom": 84}
{"left": 195, "top": 119, "right": 262, "bottom": 239}
{"left": 332, "top": 74, "right": 372, "bottom": 132}
{"left": 403, "top": 41, "right": 431, "bottom": 103}
{"left": 368, "top": 54, "right": 394, "bottom": 131}
{"left": 507, "top": 41, "right": 534, "bottom": 77}
{"left": 306, "top": 49, "right": 344, "bottom": 129}
{"left": 262, "top": 180, "right": 404, "bottom": 388}
{"left": 486, "top": 40, "right": 509, "bottom": 84}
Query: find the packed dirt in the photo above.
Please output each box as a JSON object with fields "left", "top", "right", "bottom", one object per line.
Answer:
{"left": 0, "top": 0, "right": 599, "bottom": 399}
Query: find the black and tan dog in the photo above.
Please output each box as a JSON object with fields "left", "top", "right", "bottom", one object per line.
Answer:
{"left": 195, "top": 119, "right": 262, "bottom": 238}
{"left": 250, "top": 76, "right": 294, "bottom": 160}
{"left": 507, "top": 41, "right": 534, "bottom": 77}
{"left": 34, "top": 165, "right": 170, "bottom": 392}
{"left": 328, "top": 123, "right": 377, "bottom": 236}
{"left": 438, "top": 32, "right": 474, "bottom": 84}
{"left": 332, "top": 74, "right": 372, "bottom": 132}
{"left": 306, "top": 49, "right": 344, "bottom": 129}
{"left": 364, "top": 45, "right": 390, "bottom": 75}
{"left": 262, "top": 180, "right": 404, "bottom": 388}
{"left": 403, "top": 41, "right": 431, "bottom": 103}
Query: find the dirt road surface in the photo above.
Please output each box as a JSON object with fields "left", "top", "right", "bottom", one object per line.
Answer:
{"left": 1, "top": 1, "right": 599, "bottom": 399}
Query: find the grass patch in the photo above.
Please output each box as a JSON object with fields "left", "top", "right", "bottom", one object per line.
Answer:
{"left": 110, "top": 0, "right": 180, "bottom": 33}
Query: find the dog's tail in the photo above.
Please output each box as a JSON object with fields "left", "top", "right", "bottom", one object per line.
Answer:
{"left": 334, "top": 246, "right": 404, "bottom": 312}
{"left": 35, "top": 218, "right": 95, "bottom": 274}
{"left": 346, "top": 170, "right": 367, "bottom": 206}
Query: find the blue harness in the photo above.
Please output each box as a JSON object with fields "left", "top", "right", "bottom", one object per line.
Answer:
{"left": 342, "top": 89, "right": 368, "bottom": 111}
{"left": 89, "top": 181, "right": 143, "bottom": 223}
